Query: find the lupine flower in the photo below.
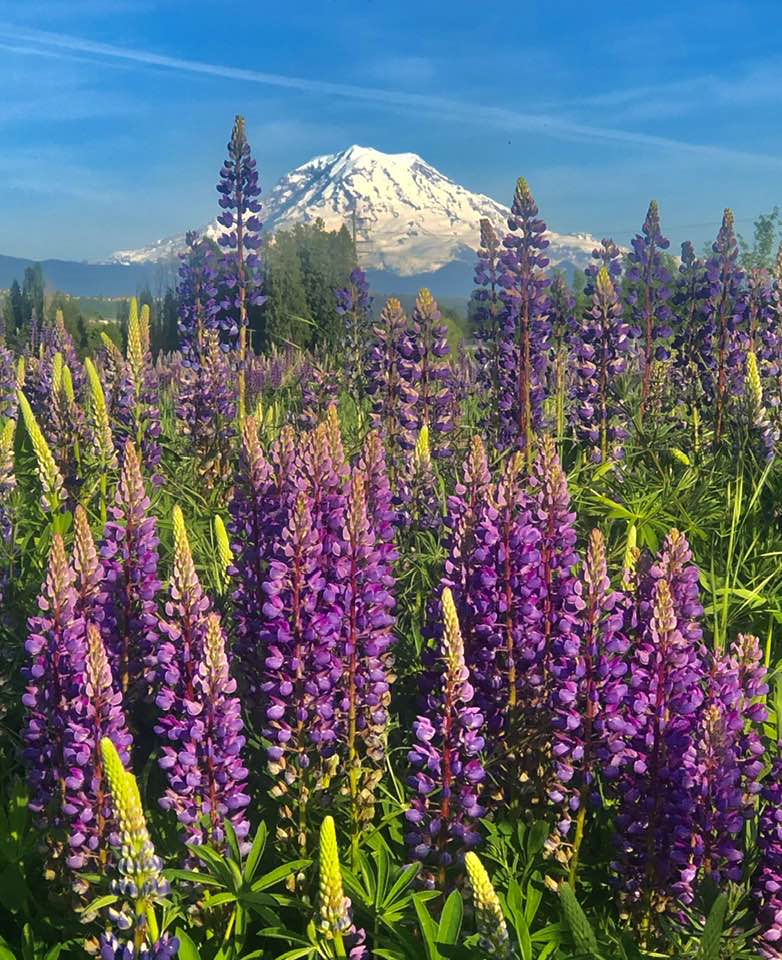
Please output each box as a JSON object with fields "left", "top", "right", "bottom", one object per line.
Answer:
{"left": 626, "top": 201, "right": 673, "bottom": 418}
{"left": 671, "top": 241, "right": 710, "bottom": 441}
{"left": 572, "top": 267, "right": 631, "bottom": 463}
{"left": 398, "top": 424, "right": 441, "bottom": 531}
{"left": 72, "top": 503, "right": 103, "bottom": 619}
{"left": 0, "top": 418, "right": 16, "bottom": 563}
{"left": 156, "top": 612, "right": 250, "bottom": 851}
{"left": 100, "top": 738, "right": 170, "bottom": 947}
{"left": 22, "top": 534, "right": 85, "bottom": 843}
{"left": 0, "top": 343, "right": 16, "bottom": 421}
{"left": 98, "top": 441, "right": 161, "bottom": 700}
{"left": 745, "top": 351, "right": 778, "bottom": 461}
{"left": 705, "top": 209, "right": 745, "bottom": 444}
{"left": 176, "top": 230, "right": 220, "bottom": 363}
{"left": 335, "top": 470, "right": 396, "bottom": 839}
{"left": 467, "top": 452, "right": 540, "bottom": 738}
{"left": 336, "top": 265, "right": 373, "bottom": 402}
{"left": 176, "top": 329, "right": 236, "bottom": 486}
{"left": 317, "top": 815, "right": 368, "bottom": 958}
{"left": 356, "top": 429, "right": 397, "bottom": 572}
{"left": 65, "top": 624, "right": 133, "bottom": 880}
{"left": 612, "top": 571, "right": 705, "bottom": 914}
{"left": 260, "top": 490, "right": 338, "bottom": 855}
{"left": 550, "top": 529, "right": 628, "bottom": 849}
{"left": 547, "top": 273, "right": 576, "bottom": 440}
{"left": 99, "top": 932, "right": 179, "bottom": 960}
{"left": 213, "top": 514, "right": 233, "bottom": 593}
{"left": 585, "top": 238, "right": 623, "bottom": 295}
{"left": 675, "top": 634, "right": 767, "bottom": 904}
{"left": 755, "top": 746, "right": 782, "bottom": 957}
{"left": 215, "top": 115, "right": 265, "bottom": 416}
{"left": 366, "top": 297, "right": 418, "bottom": 476}
{"left": 17, "top": 388, "right": 64, "bottom": 514}
{"left": 406, "top": 288, "right": 453, "bottom": 457}
{"left": 156, "top": 505, "right": 211, "bottom": 712}
{"left": 406, "top": 587, "right": 485, "bottom": 881}
{"left": 85, "top": 357, "right": 119, "bottom": 474}
{"left": 498, "top": 177, "right": 550, "bottom": 455}
{"left": 48, "top": 352, "right": 85, "bottom": 488}
{"left": 472, "top": 218, "right": 505, "bottom": 439}
{"left": 229, "top": 417, "right": 281, "bottom": 705}
{"left": 465, "top": 851, "right": 513, "bottom": 960}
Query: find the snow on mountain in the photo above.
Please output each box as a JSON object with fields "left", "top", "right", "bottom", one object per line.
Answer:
{"left": 107, "top": 145, "right": 600, "bottom": 277}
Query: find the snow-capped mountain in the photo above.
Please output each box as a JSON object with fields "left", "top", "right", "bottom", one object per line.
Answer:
{"left": 108, "top": 145, "right": 599, "bottom": 280}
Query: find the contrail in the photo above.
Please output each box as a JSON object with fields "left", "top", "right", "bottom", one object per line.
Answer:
{"left": 1, "top": 25, "right": 781, "bottom": 168}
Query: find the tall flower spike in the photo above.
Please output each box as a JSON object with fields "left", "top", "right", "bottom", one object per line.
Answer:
{"left": 472, "top": 218, "right": 505, "bottom": 439}
{"left": 17, "top": 388, "right": 64, "bottom": 513}
{"left": 406, "top": 587, "right": 485, "bottom": 883}
{"left": 498, "top": 176, "right": 551, "bottom": 456}
{"left": 335, "top": 470, "right": 396, "bottom": 844}
{"left": 213, "top": 514, "right": 233, "bottom": 592}
{"left": 406, "top": 288, "right": 454, "bottom": 458}
{"left": 336, "top": 265, "right": 373, "bottom": 402}
{"left": 755, "top": 745, "right": 782, "bottom": 958}
{"left": 85, "top": 357, "right": 118, "bottom": 472}
{"left": 572, "top": 267, "right": 631, "bottom": 463}
{"left": 626, "top": 200, "right": 673, "bottom": 419}
{"left": 156, "top": 612, "right": 250, "bottom": 851}
{"left": 465, "top": 852, "right": 513, "bottom": 960}
{"left": 215, "top": 114, "right": 265, "bottom": 417}
{"left": 72, "top": 504, "right": 103, "bottom": 618}
{"left": 746, "top": 351, "right": 777, "bottom": 461}
{"left": 22, "top": 533, "right": 85, "bottom": 846}
{"left": 705, "top": 209, "right": 745, "bottom": 445}
{"left": 98, "top": 441, "right": 161, "bottom": 701}
{"left": 64, "top": 624, "right": 133, "bottom": 879}
{"left": 100, "top": 738, "right": 169, "bottom": 947}
{"left": 316, "top": 815, "right": 368, "bottom": 958}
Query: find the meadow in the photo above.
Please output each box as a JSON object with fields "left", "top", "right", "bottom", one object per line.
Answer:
{"left": 1, "top": 116, "right": 782, "bottom": 960}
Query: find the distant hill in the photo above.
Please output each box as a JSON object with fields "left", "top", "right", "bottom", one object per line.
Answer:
{"left": 0, "top": 254, "right": 176, "bottom": 298}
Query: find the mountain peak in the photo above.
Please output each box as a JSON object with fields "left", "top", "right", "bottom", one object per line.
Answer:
{"left": 108, "top": 145, "right": 600, "bottom": 280}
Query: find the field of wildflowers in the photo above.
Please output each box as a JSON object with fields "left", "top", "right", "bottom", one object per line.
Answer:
{"left": 3, "top": 116, "right": 782, "bottom": 959}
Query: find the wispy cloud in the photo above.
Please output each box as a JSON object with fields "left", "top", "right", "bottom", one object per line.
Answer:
{"left": 1, "top": 25, "right": 781, "bottom": 168}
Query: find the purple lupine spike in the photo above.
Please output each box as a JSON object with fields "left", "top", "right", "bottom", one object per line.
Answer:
{"left": 366, "top": 297, "right": 418, "bottom": 477}
{"left": 298, "top": 360, "right": 341, "bottom": 430}
{"left": 549, "top": 529, "right": 628, "bottom": 840}
{"left": 468, "top": 452, "right": 541, "bottom": 738}
{"left": 176, "top": 231, "right": 220, "bottom": 363}
{"left": 572, "top": 267, "right": 631, "bottom": 463}
{"left": 356, "top": 429, "right": 397, "bottom": 572}
{"left": 406, "top": 289, "right": 454, "bottom": 458}
{"left": 528, "top": 436, "right": 582, "bottom": 702}
{"left": 229, "top": 417, "right": 278, "bottom": 704}
{"left": 22, "top": 534, "right": 86, "bottom": 844}
{"left": 156, "top": 506, "right": 211, "bottom": 720}
{"left": 625, "top": 201, "right": 673, "bottom": 418}
{"left": 157, "top": 612, "right": 250, "bottom": 851}
{"left": 260, "top": 490, "right": 338, "bottom": 857}
{"left": 176, "top": 329, "right": 237, "bottom": 487}
{"left": 0, "top": 419, "right": 16, "bottom": 611}
{"left": 585, "top": 238, "right": 623, "bottom": 296}
{"left": 98, "top": 441, "right": 161, "bottom": 700}
{"left": 705, "top": 210, "right": 746, "bottom": 444}
{"left": 336, "top": 265, "right": 373, "bottom": 401}
{"left": 0, "top": 343, "right": 16, "bottom": 422}
{"left": 672, "top": 240, "right": 712, "bottom": 432}
{"left": 406, "top": 587, "right": 485, "bottom": 886}
{"left": 472, "top": 218, "right": 505, "bottom": 439}
{"left": 215, "top": 115, "right": 265, "bottom": 417}
{"left": 755, "top": 746, "right": 782, "bottom": 957}
{"left": 498, "top": 177, "right": 551, "bottom": 455}
{"left": 396, "top": 425, "right": 442, "bottom": 532}
{"left": 64, "top": 623, "right": 132, "bottom": 879}
{"left": 335, "top": 471, "right": 396, "bottom": 838}
{"left": 674, "top": 634, "right": 767, "bottom": 904}
{"left": 612, "top": 573, "right": 705, "bottom": 915}
{"left": 99, "top": 932, "right": 180, "bottom": 960}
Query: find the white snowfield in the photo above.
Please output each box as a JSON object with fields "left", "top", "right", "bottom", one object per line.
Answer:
{"left": 108, "top": 145, "right": 600, "bottom": 277}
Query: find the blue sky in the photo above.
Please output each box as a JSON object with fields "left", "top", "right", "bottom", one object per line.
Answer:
{"left": 0, "top": 0, "right": 780, "bottom": 261}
